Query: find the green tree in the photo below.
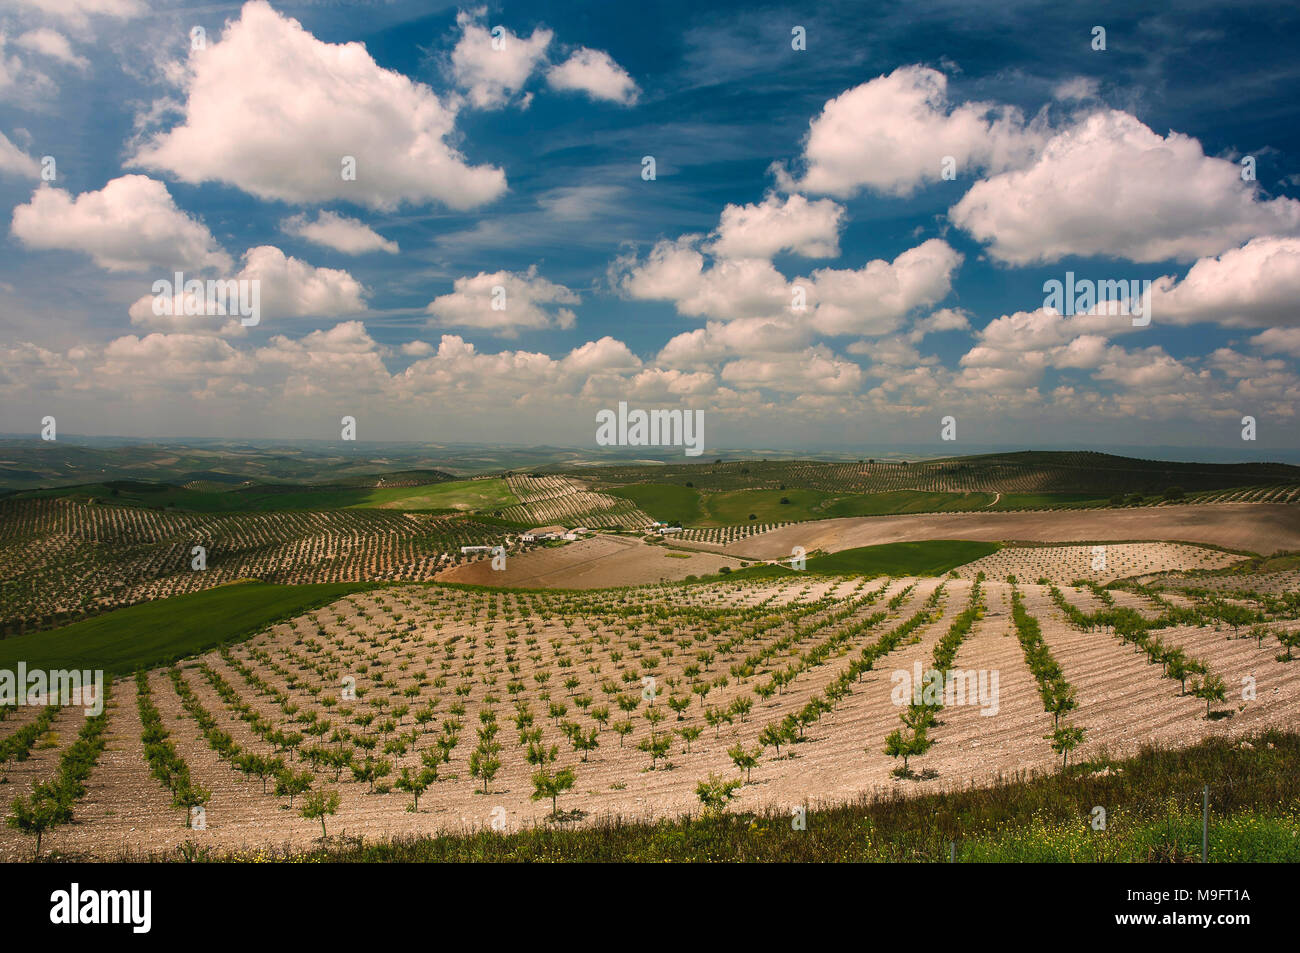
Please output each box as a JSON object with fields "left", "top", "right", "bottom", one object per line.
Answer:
{"left": 7, "top": 784, "right": 71, "bottom": 860}
{"left": 571, "top": 727, "right": 599, "bottom": 762}
{"left": 677, "top": 725, "right": 703, "bottom": 753}
{"left": 274, "top": 769, "right": 313, "bottom": 809}
{"left": 300, "top": 789, "right": 340, "bottom": 838}
{"left": 396, "top": 766, "right": 437, "bottom": 811}
{"left": 883, "top": 727, "right": 931, "bottom": 775}
{"left": 174, "top": 782, "right": 211, "bottom": 827}
{"left": 637, "top": 733, "right": 672, "bottom": 770}
{"left": 727, "top": 743, "right": 761, "bottom": 783}
{"left": 1048, "top": 723, "right": 1086, "bottom": 769}
{"left": 469, "top": 744, "right": 501, "bottom": 794}
{"left": 757, "top": 722, "right": 782, "bottom": 758}
{"left": 1191, "top": 673, "right": 1227, "bottom": 718}
{"left": 530, "top": 766, "right": 576, "bottom": 816}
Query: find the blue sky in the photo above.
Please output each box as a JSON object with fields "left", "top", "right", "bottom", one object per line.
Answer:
{"left": 2, "top": 0, "right": 1299, "bottom": 455}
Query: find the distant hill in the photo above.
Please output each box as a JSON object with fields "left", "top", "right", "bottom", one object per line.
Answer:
{"left": 583, "top": 451, "right": 1300, "bottom": 496}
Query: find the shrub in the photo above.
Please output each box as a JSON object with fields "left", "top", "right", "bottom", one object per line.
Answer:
{"left": 695, "top": 774, "right": 742, "bottom": 815}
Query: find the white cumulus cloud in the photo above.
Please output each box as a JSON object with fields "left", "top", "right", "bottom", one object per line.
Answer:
{"left": 427, "top": 266, "right": 580, "bottom": 335}
{"left": 281, "top": 211, "right": 399, "bottom": 255}
{"left": 792, "top": 66, "right": 1043, "bottom": 198}
{"left": 10, "top": 175, "right": 232, "bottom": 273}
{"left": 708, "top": 192, "right": 845, "bottom": 260}
{"left": 449, "top": 8, "right": 552, "bottom": 109}
{"left": 1151, "top": 236, "right": 1300, "bottom": 328}
{"left": 132, "top": 1, "right": 506, "bottom": 211}
{"left": 547, "top": 47, "right": 638, "bottom": 105}
{"left": 950, "top": 111, "right": 1300, "bottom": 264}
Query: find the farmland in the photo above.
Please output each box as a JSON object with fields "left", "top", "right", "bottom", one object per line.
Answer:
{"left": 72, "top": 730, "right": 1300, "bottom": 862}
{"left": 2, "top": 551, "right": 1297, "bottom": 860}
{"left": 2, "top": 446, "right": 1299, "bottom": 863}
{"left": 0, "top": 497, "right": 520, "bottom": 633}
{"left": 583, "top": 451, "right": 1300, "bottom": 497}
{"left": 0, "top": 582, "right": 376, "bottom": 676}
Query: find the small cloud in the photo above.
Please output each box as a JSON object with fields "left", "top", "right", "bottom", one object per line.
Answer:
{"left": 15, "top": 29, "right": 89, "bottom": 70}
{"left": 0, "top": 130, "right": 40, "bottom": 179}
{"left": 449, "top": 8, "right": 552, "bottom": 110}
{"left": 1052, "top": 77, "right": 1099, "bottom": 102}
{"left": 426, "top": 265, "right": 580, "bottom": 335}
{"left": 546, "top": 47, "right": 639, "bottom": 105}
{"left": 282, "top": 211, "right": 399, "bottom": 255}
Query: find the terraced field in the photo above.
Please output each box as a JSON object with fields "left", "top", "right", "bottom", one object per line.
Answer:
{"left": 3, "top": 558, "right": 1296, "bottom": 860}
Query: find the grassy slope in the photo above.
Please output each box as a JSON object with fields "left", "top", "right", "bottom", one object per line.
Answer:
{"left": 800, "top": 540, "right": 1001, "bottom": 576}
{"left": 0, "top": 581, "right": 375, "bottom": 675}
{"left": 123, "top": 730, "right": 1300, "bottom": 862}
{"left": 988, "top": 492, "right": 1106, "bottom": 509}
{"left": 346, "top": 479, "right": 517, "bottom": 512}
{"left": 712, "top": 539, "right": 1001, "bottom": 583}
{"left": 610, "top": 485, "right": 1001, "bottom": 526}
{"left": 604, "top": 484, "right": 705, "bottom": 524}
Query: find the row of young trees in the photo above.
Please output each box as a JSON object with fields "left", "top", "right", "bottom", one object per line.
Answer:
{"left": 704, "top": 581, "right": 949, "bottom": 802}
{"left": 136, "top": 673, "right": 212, "bottom": 827}
{"left": 1045, "top": 582, "right": 1228, "bottom": 716}
{"left": 0, "top": 705, "right": 60, "bottom": 764}
{"left": 6, "top": 689, "right": 111, "bottom": 859}
{"left": 884, "top": 575, "right": 986, "bottom": 777}
{"left": 1007, "top": 585, "right": 1086, "bottom": 767}
{"left": 171, "top": 667, "right": 313, "bottom": 805}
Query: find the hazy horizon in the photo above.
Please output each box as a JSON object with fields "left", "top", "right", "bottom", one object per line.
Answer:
{"left": 5, "top": 433, "right": 1300, "bottom": 468}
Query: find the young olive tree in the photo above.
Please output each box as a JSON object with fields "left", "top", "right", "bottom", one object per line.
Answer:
{"left": 530, "top": 766, "right": 576, "bottom": 817}
{"left": 300, "top": 789, "right": 341, "bottom": 838}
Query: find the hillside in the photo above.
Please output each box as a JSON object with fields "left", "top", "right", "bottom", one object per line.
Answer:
{"left": 583, "top": 451, "right": 1300, "bottom": 496}
{"left": 0, "top": 497, "right": 517, "bottom": 633}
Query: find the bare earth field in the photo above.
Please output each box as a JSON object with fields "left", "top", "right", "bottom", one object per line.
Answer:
{"left": 431, "top": 504, "right": 1294, "bottom": 592}
{"left": 725, "top": 503, "right": 1300, "bottom": 560}
{"left": 435, "top": 534, "right": 742, "bottom": 589}
{"left": 3, "top": 559, "right": 1297, "bottom": 860}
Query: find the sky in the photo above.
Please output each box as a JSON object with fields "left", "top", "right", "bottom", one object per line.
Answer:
{"left": 1, "top": 0, "right": 1299, "bottom": 456}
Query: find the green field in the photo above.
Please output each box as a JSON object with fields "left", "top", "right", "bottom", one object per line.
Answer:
{"left": 346, "top": 478, "right": 517, "bottom": 512}
{"left": 605, "top": 483, "right": 705, "bottom": 524}
{"left": 990, "top": 492, "right": 1108, "bottom": 510}
{"left": 608, "top": 485, "right": 998, "bottom": 526}
{"left": 0, "top": 581, "right": 376, "bottom": 675}
{"left": 801, "top": 540, "right": 1001, "bottom": 576}
{"left": 17, "top": 477, "right": 517, "bottom": 514}
{"left": 701, "top": 489, "right": 997, "bottom": 525}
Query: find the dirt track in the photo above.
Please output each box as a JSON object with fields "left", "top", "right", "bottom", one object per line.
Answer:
{"left": 724, "top": 503, "right": 1300, "bottom": 560}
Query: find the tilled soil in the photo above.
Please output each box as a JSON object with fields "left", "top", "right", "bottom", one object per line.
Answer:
{"left": 725, "top": 503, "right": 1300, "bottom": 560}
{"left": 4, "top": 570, "right": 1297, "bottom": 860}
